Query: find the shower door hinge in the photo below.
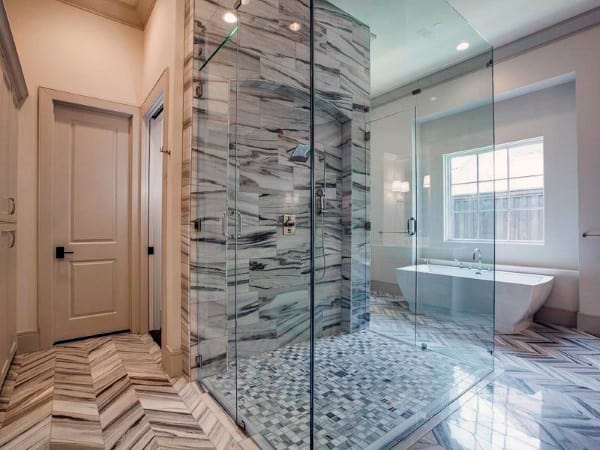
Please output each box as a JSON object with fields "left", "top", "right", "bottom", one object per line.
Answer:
{"left": 486, "top": 59, "right": 494, "bottom": 68}
{"left": 195, "top": 82, "right": 203, "bottom": 99}
{"left": 364, "top": 131, "right": 371, "bottom": 142}
{"left": 195, "top": 355, "right": 202, "bottom": 367}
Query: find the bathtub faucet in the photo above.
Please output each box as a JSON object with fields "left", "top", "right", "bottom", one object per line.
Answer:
{"left": 473, "top": 248, "right": 482, "bottom": 270}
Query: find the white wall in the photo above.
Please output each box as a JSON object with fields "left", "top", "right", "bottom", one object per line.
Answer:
{"left": 371, "top": 24, "right": 600, "bottom": 330}
{"left": 5, "top": 0, "right": 144, "bottom": 334}
{"left": 495, "top": 26, "right": 600, "bottom": 330}
{"left": 416, "top": 83, "right": 578, "bottom": 270}
{"left": 141, "top": 0, "right": 185, "bottom": 358}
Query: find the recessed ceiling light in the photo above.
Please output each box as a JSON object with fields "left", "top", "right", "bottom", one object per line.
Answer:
{"left": 430, "top": 96, "right": 437, "bottom": 102}
{"left": 456, "top": 41, "right": 470, "bottom": 51}
{"left": 223, "top": 11, "right": 237, "bottom": 24}
{"left": 289, "top": 22, "right": 302, "bottom": 32}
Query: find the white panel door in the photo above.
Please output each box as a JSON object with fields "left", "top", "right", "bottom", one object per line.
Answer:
{"left": 52, "top": 103, "right": 131, "bottom": 342}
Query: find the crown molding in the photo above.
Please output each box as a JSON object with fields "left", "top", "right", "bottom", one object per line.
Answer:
{"left": 57, "top": 0, "right": 157, "bottom": 30}
{"left": 372, "top": 6, "right": 600, "bottom": 109}
{"left": 0, "top": 1, "right": 28, "bottom": 108}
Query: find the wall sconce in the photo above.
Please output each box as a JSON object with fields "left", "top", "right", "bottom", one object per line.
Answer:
{"left": 423, "top": 175, "right": 431, "bottom": 189}
{"left": 391, "top": 180, "right": 410, "bottom": 201}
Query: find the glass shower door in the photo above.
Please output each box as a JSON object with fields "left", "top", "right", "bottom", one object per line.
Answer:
{"left": 414, "top": 51, "right": 496, "bottom": 392}
{"left": 227, "top": 1, "right": 314, "bottom": 447}
{"left": 368, "top": 108, "right": 418, "bottom": 346}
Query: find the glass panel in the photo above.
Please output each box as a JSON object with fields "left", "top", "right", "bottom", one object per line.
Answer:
{"left": 193, "top": 0, "right": 240, "bottom": 423}
{"left": 230, "top": 1, "right": 313, "bottom": 447}
{"left": 415, "top": 45, "right": 495, "bottom": 445}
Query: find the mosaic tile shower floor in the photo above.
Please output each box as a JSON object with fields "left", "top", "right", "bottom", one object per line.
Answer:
{"left": 202, "top": 330, "right": 490, "bottom": 450}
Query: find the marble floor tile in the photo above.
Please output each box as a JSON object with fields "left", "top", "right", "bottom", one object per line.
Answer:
{"left": 0, "top": 334, "right": 252, "bottom": 450}
{"left": 408, "top": 322, "right": 600, "bottom": 450}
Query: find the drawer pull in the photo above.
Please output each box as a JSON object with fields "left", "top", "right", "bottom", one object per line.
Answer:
{"left": 1, "top": 197, "right": 15, "bottom": 215}
{"left": 1, "top": 230, "right": 15, "bottom": 249}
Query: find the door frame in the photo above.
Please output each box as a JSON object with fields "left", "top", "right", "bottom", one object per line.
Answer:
{"left": 140, "top": 69, "right": 170, "bottom": 346}
{"left": 38, "top": 87, "right": 142, "bottom": 349}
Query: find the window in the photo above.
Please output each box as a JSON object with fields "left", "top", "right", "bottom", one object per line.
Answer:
{"left": 444, "top": 137, "right": 544, "bottom": 242}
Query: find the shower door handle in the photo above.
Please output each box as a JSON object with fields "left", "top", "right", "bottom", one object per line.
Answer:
{"left": 221, "top": 212, "right": 228, "bottom": 238}
{"left": 236, "top": 210, "right": 243, "bottom": 238}
{"left": 407, "top": 217, "right": 417, "bottom": 236}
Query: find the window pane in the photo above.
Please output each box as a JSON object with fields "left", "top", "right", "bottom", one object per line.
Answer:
{"left": 452, "top": 195, "right": 477, "bottom": 213}
{"left": 509, "top": 142, "right": 543, "bottom": 177}
{"left": 495, "top": 179, "right": 508, "bottom": 193}
{"left": 479, "top": 191, "right": 495, "bottom": 211}
{"left": 496, "top": 210, "right": 508, "bottom": 241}
{"left": 495, "top": 148, "right": 508, "bottom": 180}
{"left": 509, "top": 209, "right": 544, "bottom": 241}
{"left": 451, "top": 154, "right": 477, "bottom": 184}
{"left": 510, "top": 176, "right": 543, "bottom": 191}
{"left": 478, "top": 150, "right": 494, "bottom": 181}
{"left": 452, "top": 183, "right": 477, "bottom": 196}
{"left": 479, "top": 210, "right": 494, "bottom": 240}
{"left": 452, "top": 212, "right": 478, "bottom": 239}
{"left": 479, "top": 181, "right": 494, "bottom": 194}
{"left": 509, "top": 190, "right": 544, "bottom": 209}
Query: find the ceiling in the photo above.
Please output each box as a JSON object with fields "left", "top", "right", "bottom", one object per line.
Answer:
{"left": 57, "top": 0, "right": 156, "bottom": 29}
{"left": 330, "top": 0, "right": 600, "bottom": 97}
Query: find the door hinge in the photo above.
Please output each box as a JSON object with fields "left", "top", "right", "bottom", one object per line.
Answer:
{"left": 195, "top": 355, "right": 202, "bottom": 367}
{"left": 195, "top": 82, "right": 203, "bottom": 99}
{"left": 365, "top": 131, "right": 371, "bottom": 142}
{"left": 148, "top": 246, "right": 155, "bottom": 255}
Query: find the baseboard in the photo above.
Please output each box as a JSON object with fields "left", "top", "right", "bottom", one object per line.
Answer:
{"left": 0, "top": 339, "right": 17, "bottom": 389}
{"left": 17, "top": 330, "right": 40, "bottom": 354}
{"left": 535, "top": 306, "right": 578, "bottom": 328}
{"left": 577, "top": 313, "right": 600, "bottom": 337}
{"left": 162, "top": 344, "right": 183, "bottom": 378}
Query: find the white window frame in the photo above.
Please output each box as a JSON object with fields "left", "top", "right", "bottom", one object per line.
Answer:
{"left": 443, "top": 137, "right": 545, "bottom": 244}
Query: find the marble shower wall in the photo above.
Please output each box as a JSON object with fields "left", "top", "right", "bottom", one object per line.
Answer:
{"left": 186, "top": 0, "right": 370, "bottom": 378}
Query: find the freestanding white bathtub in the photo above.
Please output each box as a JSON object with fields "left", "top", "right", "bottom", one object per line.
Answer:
{"left": 395, "top": 264, "right": 554, "bottom": 334}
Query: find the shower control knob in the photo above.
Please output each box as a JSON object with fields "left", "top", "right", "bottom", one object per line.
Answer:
{"left": 283, "top": 214, "right": 297, "bottom": 236}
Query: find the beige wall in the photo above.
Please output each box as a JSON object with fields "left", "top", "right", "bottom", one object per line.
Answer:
{"left": 5, "top": 0, "right": 144, "bottom": 334}
{"left": 141, "top": 0, "right": 184, "bottom": 355}
{"left": 6, "top": 0, "right": 185, "bottom": 356}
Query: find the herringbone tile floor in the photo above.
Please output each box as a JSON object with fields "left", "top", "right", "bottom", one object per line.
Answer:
{"left": 409, "top": 322, "right": 600, "bottom": 450}
{"left": 0, "top": 334, "right": 258, "bottom": 449}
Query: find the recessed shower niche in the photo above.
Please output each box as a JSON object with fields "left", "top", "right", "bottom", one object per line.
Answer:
{"left": 184, "top": 0, "right": 494, "bottom": 448}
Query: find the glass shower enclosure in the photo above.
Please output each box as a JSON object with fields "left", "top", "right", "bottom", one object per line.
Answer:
{"left": 190, "top": 0, "right": 495, "bottom": 448}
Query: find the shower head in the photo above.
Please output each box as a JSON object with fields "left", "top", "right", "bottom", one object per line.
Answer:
{"left": 288, "top": 143, "right": 311, "bottom": 162}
